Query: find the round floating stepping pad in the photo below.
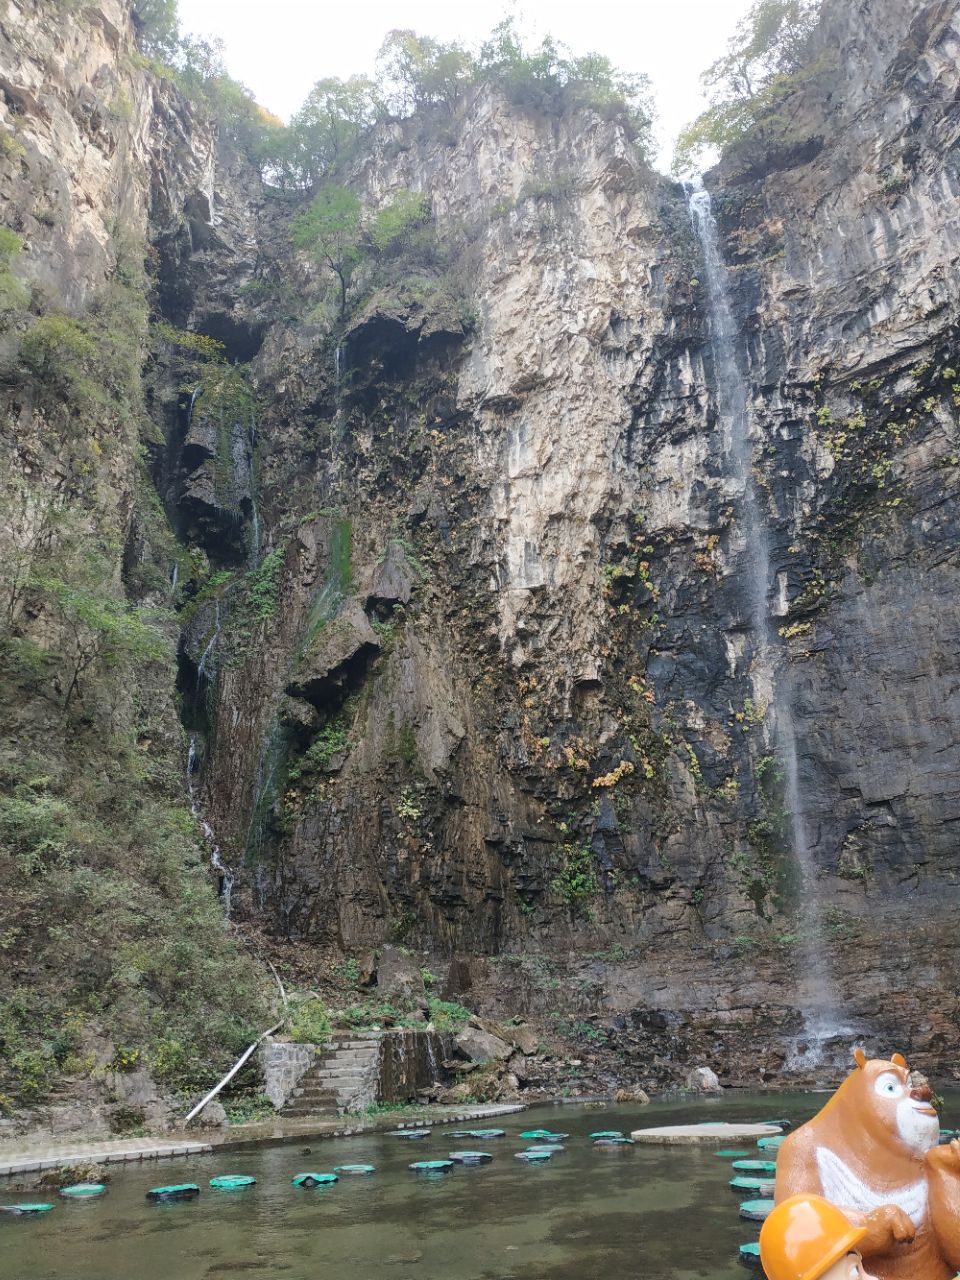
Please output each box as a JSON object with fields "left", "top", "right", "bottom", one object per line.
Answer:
{"left": 0, "top": 1203, "right": 54, "bottom": 1215}
{"left": 409, "top": 1161, "right": 453, "bottom": 1173}
{"left": 514, "top": 1150, "right": 552, "bottom": 1162}
{"left": 738, "top": 1242, "right": 764, "bottom": 1270}
{"left": 732, "top": 1160, "right": 777, "bottom": 1175}
{"left": 757, "top": 1136, "right": 785, "bottom": 1151}
{"left": 520, "top": 1129, "right": 567, "bottom": 1140}
{"left": 730, "top": 1176, "right": 776, "bottom": 1196}
{"left": 631, "top": 1123, "right": 780, "bottom": 1145}
{"left": 333, "top": 1165, "right": 375, "bottom": 1176}
{"left": 468, "top": 1129, "right": 506, "bottom": 1138}
{"left": 525, "top": 1145, "right": 565, "bottom": 1154}
{"left": 390, "top": 1129, "right": 430, "bottom": 1139}
{"left": 146, "top": 1184, "right": 199, "bottom": 1202}
{"left": 939, "top": 1129, "right": 957, "bottom": 1144}
{"left": 209, "top": 1176, "right": 256, "bottom": 1190}
{"left": 591, "top": 1130, "right": 624, "bottom": 1139}
{"left": 448, "top": 1151, "right": 493, "bottom": 1164}
{"left": 60, "top": 1184, "right": 106, "bottom": 1199}
{"left": 292, "top": 1173, "right": 338, "bottom": 1188}
{"left": 594, "top": 1137, "right": 634, "bottom": 1147}
{"left": 715, "top": 1149, "right": 751, "bottom": 1158}
{"left": 739, "top": 1198, "right": 775, "bottom": 1223}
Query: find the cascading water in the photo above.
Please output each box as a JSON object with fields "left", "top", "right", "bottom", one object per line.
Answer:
{"left": 187, "top": 736, "right": 235, "bottom": 922}
{"left": 686, "top": 177, "right": 845, "bottom": 1061}
{"left": 196, "top": 599, "right": 221, "bottom": 689}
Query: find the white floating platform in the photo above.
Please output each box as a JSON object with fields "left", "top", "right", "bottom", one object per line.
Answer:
{"left": 629, "top": 1122, "right": 781, "bottom": 1145}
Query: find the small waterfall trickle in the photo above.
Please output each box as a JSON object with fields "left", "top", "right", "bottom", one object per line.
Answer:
{"left": 248, "top": 405, "right": 261, "bottom": 567}
{"left": 187, "top": 736, "right": 235, "bottom": 922}
{"left": 196, "top": 599, "right": 221, "bottom": 689}
{"left": 686, "top": 177, "right": 842, "bottom": 1057}
{"left": 187, "top": 384, "right": 203, "bottom": 426}
{"left": 170, "top": 562, "right": 178, "bottom": 593}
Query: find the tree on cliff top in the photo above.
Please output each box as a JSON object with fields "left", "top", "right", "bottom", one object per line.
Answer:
{"left": 674, "top": 0, "right": 822, "bottom": 174}
{"left": 289, "top": 186, "right": 363, "bottom": 321}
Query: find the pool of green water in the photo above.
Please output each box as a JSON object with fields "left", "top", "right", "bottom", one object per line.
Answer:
{"left": 2, "top": 1091, "right": 947, "bottom": 1280}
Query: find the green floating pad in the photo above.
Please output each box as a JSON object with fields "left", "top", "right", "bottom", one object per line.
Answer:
{"left": 514, "top": 1150, "right": 552, "bottom": 1162}
{"left": 468, "top": 1129, "right": 505, "bottom": 1138}
{"left": 520, "top": 1130, "right": 555, "bottom": 1139}
{"left": 1, "top": 1203, "right": 54, "bottom": 1215}
{"left": 732, "top": 1160, "right": 777, "bottom": 1175}
{"left": 333, "top": 1165, "right": 375, "bottom": 1176}
{"left": 730, "top": 1176, "right": 775, "bottom": 1195}
{"left": 594, "top": 1137, "right": 634, "bottom": 1147}
{"left": 409, "top": 1161, "right": 453, "bottom": 1173}
{"left": 939, "top": 1129, "right": 958, "bottom": 1143}
{"left": 449, "top": 1151, "right": 493, "bottom": 1164}
{"left": 739, "top": 1199, "right": 775, "bottom": 1223}
{"left": 591, "top": 1130, "right": 624, "bottom": 1139}
{"left": 292, "top": 1173, "right": 338, "bottom": 1188}
{"left": 60, "top": 1184, "right": 106, "bottom": 1199}
{"left": 390, "top": 1130, "right": 430, "bottom": 1139}
{"left": 209, "top": 1176, "right": 256, "bottom": 1190}
{"left": 716, "top": 1149, "right": 751, "bottom": 1158}
{"left": 738, "top": 1242, "right": 764, "bottom": 1271}
{"left": 757, "top": 1136, "right": 785, "bottom": 1151}
{"left": 146, "top": 1184, "right": 199, "bottom": 1202}
{"left": 449, "top": 1131, "right": 473, "bottom": 1138}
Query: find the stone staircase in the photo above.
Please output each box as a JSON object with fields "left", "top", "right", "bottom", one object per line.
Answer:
{"left": 280, "top": 1034, "right": 381, "bottom": 1117}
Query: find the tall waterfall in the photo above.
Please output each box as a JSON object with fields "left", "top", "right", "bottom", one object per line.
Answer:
{"left": 187, "top": 736, "right": 235, "bottom": 922}
{"left": 686, "top": 178, "right": 842, "bottom": 1059}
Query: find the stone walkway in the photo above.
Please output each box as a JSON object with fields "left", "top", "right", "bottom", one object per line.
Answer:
{"left": 0, "top": 1137, "right": 212, "bottom": 1177}
{"left": 0, "top": 1103, "right": 527, "bottom": 1177}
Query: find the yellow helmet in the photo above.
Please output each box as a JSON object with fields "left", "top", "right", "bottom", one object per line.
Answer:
{"left": 759, "top": 1195, "right": 867, "bottom": 1280}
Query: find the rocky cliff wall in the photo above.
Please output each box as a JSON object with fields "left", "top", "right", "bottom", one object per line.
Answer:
{"left": 2, "top": 0, "right": 959, "bottom": 1114}
{"left": 171, "top": 0, "right": 960, "bottom": 1084}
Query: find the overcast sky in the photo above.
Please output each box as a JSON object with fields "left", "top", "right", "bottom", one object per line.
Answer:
{"left": 176, "top": 0, "right": 755, "bottom": 172}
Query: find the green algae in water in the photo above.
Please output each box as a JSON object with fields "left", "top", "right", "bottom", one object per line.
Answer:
{"left": 209, "top": 1176, "right": 256, "bottom": 1190}
{"left": 60, "top": 1185, "right": 106, "bottom": 1199}
{"left": 292, "top": 1174, "right": 338, "bottom": 1187}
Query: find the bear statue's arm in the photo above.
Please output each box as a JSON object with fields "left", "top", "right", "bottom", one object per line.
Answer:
{"left": 775, "top": 1130, "right": 916, "bottom": 1258}
{"left": 925, "top": 1138, "right": 960, "bottom": 1269}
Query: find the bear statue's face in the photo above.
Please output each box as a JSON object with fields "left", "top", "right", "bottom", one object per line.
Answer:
{"left": 821, "top": 1252, "right": 877, "bottom": 1280}
{"left": 868, "top": 1066, "right": 939, "bottom": 1156}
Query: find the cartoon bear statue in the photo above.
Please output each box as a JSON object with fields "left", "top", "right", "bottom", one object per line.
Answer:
{"left": 775, "top": 1049, "right": 960, "bottom": 1280}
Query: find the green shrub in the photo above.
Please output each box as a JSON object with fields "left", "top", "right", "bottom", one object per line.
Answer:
{"left": 288, "top": 999, "right": 332, "bottom": 1045}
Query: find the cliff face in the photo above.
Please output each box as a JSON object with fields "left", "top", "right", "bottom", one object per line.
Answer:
{"left": 2, "top": 0, "right": 960, "bottom": 1118}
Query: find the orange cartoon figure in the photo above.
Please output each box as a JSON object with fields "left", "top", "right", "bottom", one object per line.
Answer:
{"left": 760, "top": 1194, "right": 878, "bottom": 1280}
{"left": 774, "top": 1049, "right": 960, "bottom": 1280}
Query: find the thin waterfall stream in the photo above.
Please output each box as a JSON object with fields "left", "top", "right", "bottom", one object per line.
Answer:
{"left": 187, "top": 736, "right": 235, "bottom": 921}
{"left": 686, "top": 177, "right": 843, "bottom": 1060}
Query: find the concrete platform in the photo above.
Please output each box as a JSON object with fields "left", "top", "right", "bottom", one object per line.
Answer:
{"left": 0, "top": 1103, "right": 528, "bottom": 1176}
{"left": 629, "top": 1122, "right": 781, "bottom": 1145}
{"left": 0, "top": 1138, "right": 212, "bottom": 1177}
